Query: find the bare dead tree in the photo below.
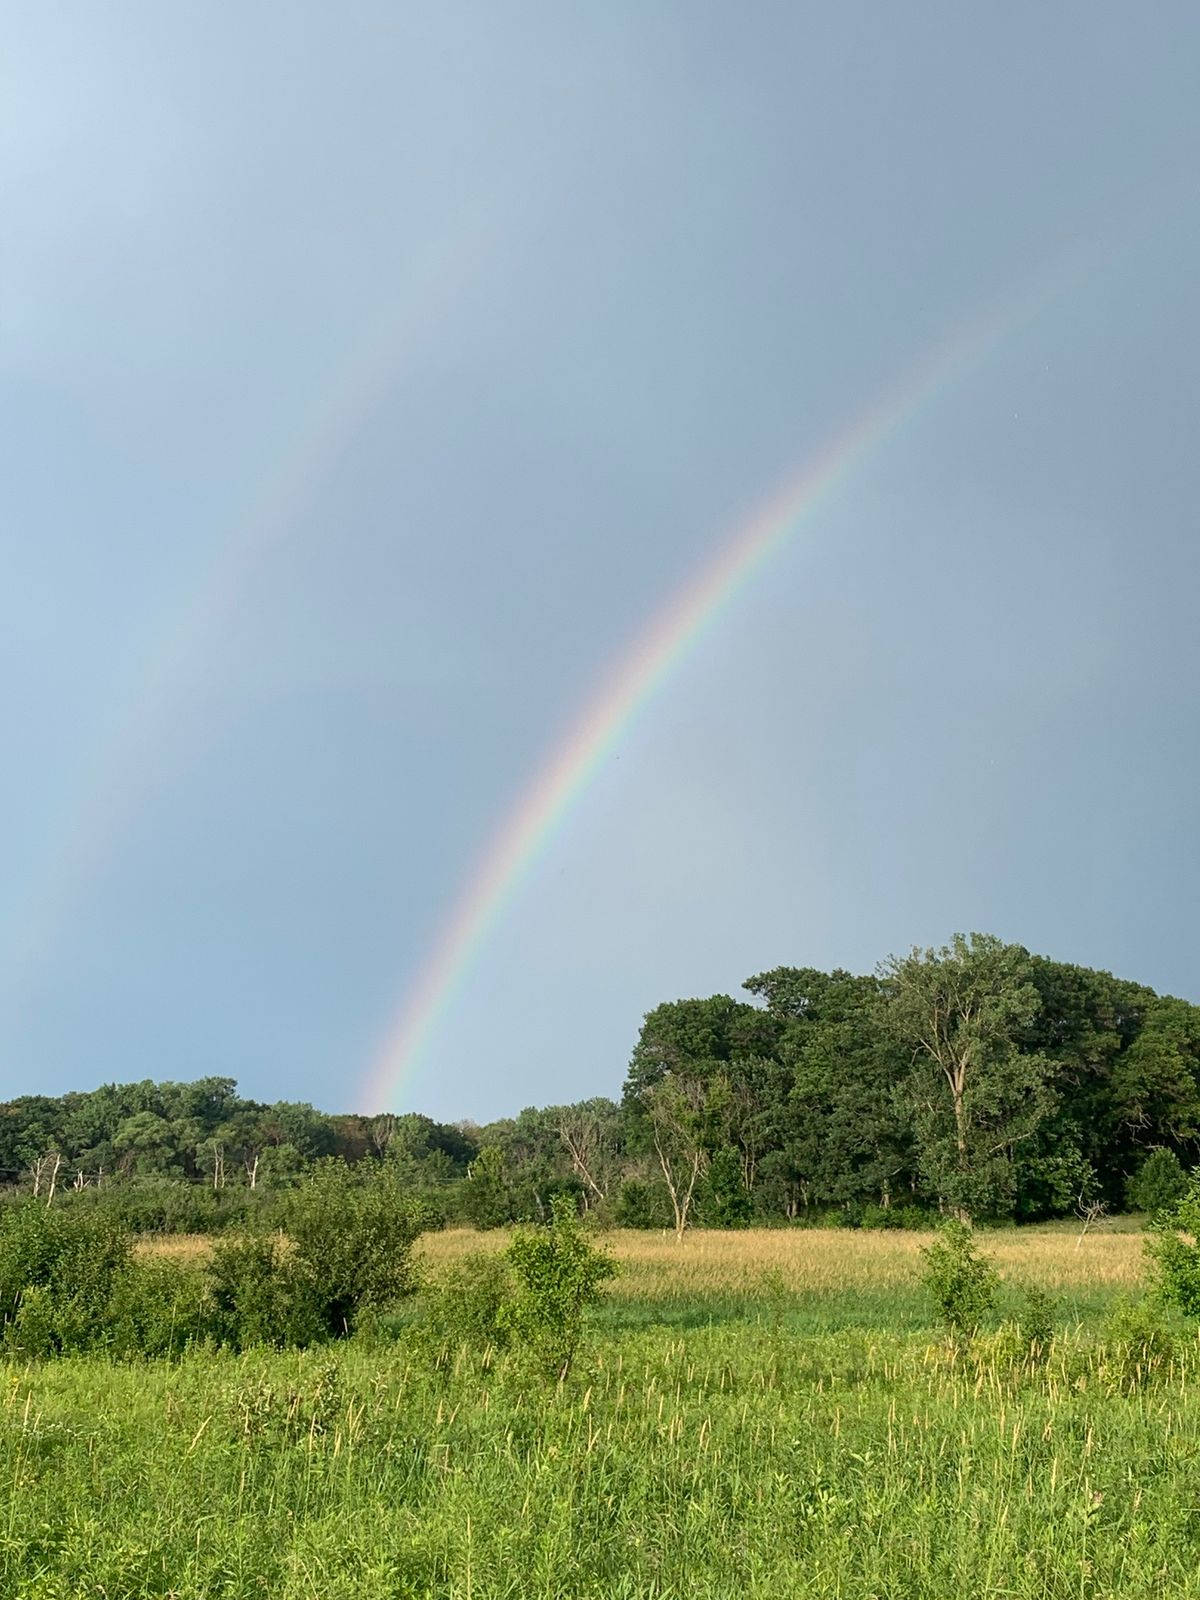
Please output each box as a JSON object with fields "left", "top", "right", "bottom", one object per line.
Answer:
{"left": 45, "top": 1152, "right": 63, "bottom": 1208}
{"left": 645, "top": 1078, "right": 709, "bottom": 1243}
{"left": 1075, "top": 1194, "right": 1109, "bottom": 1248}
{"left": 29, "top": 1152, "right": 57, "bottom": 1199}
{"left": 370, "top": 1113, "right": 398, "bottom": 1161}
{"left": 558, "top": 1111, "right": 608, "bottom": 1208}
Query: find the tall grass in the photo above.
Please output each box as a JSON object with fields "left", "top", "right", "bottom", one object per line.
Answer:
{"left": 16, "top": 1223, "right": 1166, "bottom": 1596}
{"left": 5, "top": 1316, "right": 1200, "bottom": 1598}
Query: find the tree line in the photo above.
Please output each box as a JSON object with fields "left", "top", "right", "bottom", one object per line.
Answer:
{"left": 4, "top": 934, "right": 1199, "bottom": 1229}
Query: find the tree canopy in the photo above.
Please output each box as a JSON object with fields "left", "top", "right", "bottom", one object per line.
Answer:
{"left": 4, "top": 934, "right": 1199, "bottom": 1229}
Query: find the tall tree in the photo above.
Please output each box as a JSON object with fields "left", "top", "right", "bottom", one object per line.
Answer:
{"left": 881, "top": 933, "right": 1052, "bottom": 1220}
{"left": 746, "top": 968, "right": 911, "bottom": 1209}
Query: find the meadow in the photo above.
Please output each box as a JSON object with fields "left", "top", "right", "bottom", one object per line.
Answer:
{"left": 8, "top": 1221, "right": 1200, "bottom": 1598}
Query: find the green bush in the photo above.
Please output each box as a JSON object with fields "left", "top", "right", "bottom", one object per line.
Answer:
{"left": 1017, "top": 1285, "right": 1056, "bottom": 1362}
{"left": 57, "top": 1179, "right": 266, "bottom": 1235}
{"left": 612, "top": 1178, "right": 672, "bottom": 1230}
{"left": 0, "top": 1203, "right": 133, "bottom": 1355}
{"left": 460, "top": 1146, "right": 511, "bottom": 1230}
{"left": 203, "top": 1161, "right": 432, "bottom": 1350}
{"left": 1144, "top": 1174, "right": 1200, "bottom": 1316}
{"left": 700, "top": 1148, "right": 753, "bottom": 1227}
{"left": 893, "top": 1204, "right": 940, "bottom": 1231}
{"left": 920, "top": 1220, "right": 999, "bottom": 1337}
{"left": 207, "top": 1234, "right": 319, "bottom": 1350}
{"left": 1127, "top": 1148, "right": 1189, "bottom": 1216}
{"left": 1102, "top": 1297, "right": 1175, "bottom": 1388}
{"left": 418, "top": 1251, "right": 516, "bottom": 1362}
{"left": 283, "top": 1160, "right": 428, "bottom": 1338}
{"left": 107, "top": 1258, "right": 211, "bottom": 1359}
{"left": 859, "top": 1204, "right": 902, "bottom": 1230}
{"left": 502, "top": 1195, "right": 617, "bottom": 1379}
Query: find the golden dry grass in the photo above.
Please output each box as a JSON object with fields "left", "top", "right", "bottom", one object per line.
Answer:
{"left": 137, "top": 1221, "right": 1147, "bottom": 1301}
{"left": 416, "top": 1222, "right": 1146, "bottom": 1299}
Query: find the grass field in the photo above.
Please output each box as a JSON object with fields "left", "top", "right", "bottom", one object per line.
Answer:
{"left": 12, "top": 1222, "right": 1195, "bottom": 1599}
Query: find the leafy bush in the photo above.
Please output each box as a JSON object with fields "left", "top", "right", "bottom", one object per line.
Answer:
{"left": 858, "top": 1204, "right": 894, "bottom": 1230}
{"left": 502, "top": 1195, "right": 617, "bottom": 1378}
{"left": 1017, "top": 1285, "right": 1056, "bottom": 1362}
{"left": 203, "top": 1161, "right": 431, "bottom": 1350}
{"left": 893, "top": 1204, "right": 940, "bottom": 1231}
{"left": 460, "top": 1146, "right": 511, "bottom": 1229}
{"left": 0, "top": 1203, "right": 133, "bottom": 1355}
{"left": 920, "top": 1220, "right": 999, "bottom": 1337}
{"left": 206, "top": 1234, "right": 318, "bottom": 1350}
{"left": 107, "top": 1258, "right": 211, "bottom": 1358}
{"left": 1144, "top": 1173, "right": 1200, "bottom": 1316}
{"left": 55, "top": 1179, "right": 266, "bottom": 1236}
{"left": 283, "top": 1160, "right": 428, "bottom": 1337}
{"left": 700, "top": 1148, "right": 753, "bottom": 1227}
{"left": 1127, "top": 1148, "right": 1188, "bottom": 1216}
{"left": 612, "top": 1178, "right": 672, "bottom": 1230}
{"left": 418, "top": 1251, "right": 516, "bottom": 1362}
{"left": 1102, "top": 1297, "right": 1175, "bottom": 1388}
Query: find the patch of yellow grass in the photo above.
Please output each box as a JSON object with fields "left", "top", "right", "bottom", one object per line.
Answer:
{"left": 416, "top": 1223, "right": 1146, "bottom": 1299}
{"left": 136, "top": 1222, "right": 1146, "bottom": 1299}
{"left": 134, "top": 1235, "right": 215, "bottom": 1264}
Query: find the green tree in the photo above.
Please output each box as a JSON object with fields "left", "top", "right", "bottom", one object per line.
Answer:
{"left": 1128, "top": 1147, "right": 1189, "bottom": 1215}
{"left": 463, "top": 1145, "right": 510, "bottom": 1229}
{"left": 920, "top": 1219, "right": 1000, "bottom": 1337}
{"left": 882, "top": 933, "right": 1052, "bottom": 1220}
{"left": 502, "top": 1194, "right": 616, "bottom": 1378}
{"left": 748, "top": 967, "right": 912, "bottom": 1210}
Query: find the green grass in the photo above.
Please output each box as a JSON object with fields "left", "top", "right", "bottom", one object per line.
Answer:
{"left": 6, "top": 1225, "right": 1195, "bottom": 1599}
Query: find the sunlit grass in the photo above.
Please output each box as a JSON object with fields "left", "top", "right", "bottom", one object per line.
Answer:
{"left": 4, "top": 1308, "right": 1200, "bottom": 1599}
{"left": 140, "top": 1221, "right": 1149, "bottom": 1332}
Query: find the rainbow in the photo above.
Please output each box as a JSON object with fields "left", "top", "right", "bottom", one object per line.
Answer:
{"left": 0, "top": 196, "right": 504, "bottom": 1037}
{"left": 360, "top": 159, "right": 1195, "bottom": 1114}
{"left": 359, "top": 286, "right": 1052, "bottom": 1112}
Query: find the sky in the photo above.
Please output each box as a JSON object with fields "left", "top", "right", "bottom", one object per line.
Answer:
{"left": 3, "top": 2, "right": 1199, "bottom": 1122}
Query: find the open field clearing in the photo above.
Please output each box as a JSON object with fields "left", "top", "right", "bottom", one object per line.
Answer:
{"left": 7, "top": 1318, "right": 1200, "bottom": 1599}
{"left": 14, "top": 1222, "right": 1198, "bottom": 1597}
{"left": 422, "top": 1222, "right": 1147, "bottom": 1299}
{"left": 141, "top": 1223, "right": 1149, "bottom": 1330}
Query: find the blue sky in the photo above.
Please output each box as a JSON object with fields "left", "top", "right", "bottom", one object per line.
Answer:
{"left": 3, "top": 2, "right": 1199, "bottom": 1120}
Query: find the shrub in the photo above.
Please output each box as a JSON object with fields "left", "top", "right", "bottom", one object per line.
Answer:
{"left": 892, "top": 1204, "right": 940, "bottom": 1231}
{"left": 207, "top": 1234, "right": 321, "bottom": 1350}
{"left": 612, "top": 1178, "right": 672, "bottom": 1230}
{"left": 502, "top": 1194, "right": 617, "bottom": 1379}
{"left": 1144, "top": 1174, "right": 1200, "bottom": 1317}
{"left": 920, "top": 1220, "right": 999, "bottom": 1337}
{"left": 1127, "top": 1148, "right": 1189, "bottom": 1216}
{"left": 1102, "top": 1297, "right": 1175, "bottom": 1388}
{"left": 701, "top": 1148, "right": 753, "bottom": 1227}
{"left": 199, "top": 1162, "right": 432, "bottom": 1350}
{"left": 461, "top": 1146, "right": 511, "bottom": 1229}
{"left": 107, "top": 1258, "right": 211, "bottom": 1359}
{"left": 283, "top": 1160, "right": 428, "bottom": 1338}
{"left": 860, "top": 1204, "right": 899, "bottom": 1231}
{"left": 1017, "top": 1285, "right": 1056, "bottom": 1362}
{"left": 418, "top": 1251, "right": 517, "bottom": 1362}
{"left": 57, "top": 1178, "right": 265, "bottom": 1236}
{"left": 0, "top": 1203, "right": 132, "bottom": 1355}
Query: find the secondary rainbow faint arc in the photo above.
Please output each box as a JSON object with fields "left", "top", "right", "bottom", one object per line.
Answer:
{"left": 360, "top": 259, "right": 1075, "bottom": 1114}
{"left": 0, "top": 197, "right": 504, "bottom": 1038}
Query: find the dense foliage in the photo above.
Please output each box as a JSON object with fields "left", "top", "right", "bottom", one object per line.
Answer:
{"left": 6, "top": 933, "right": 1200, "bottom": 1226}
